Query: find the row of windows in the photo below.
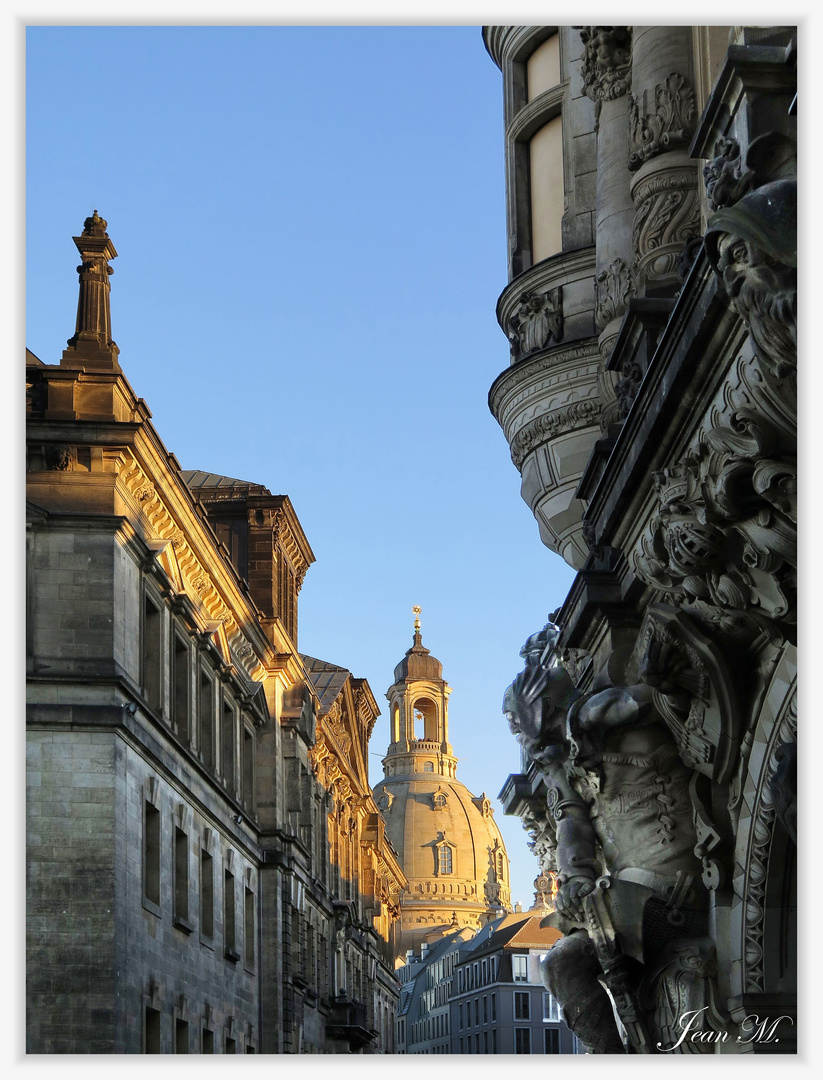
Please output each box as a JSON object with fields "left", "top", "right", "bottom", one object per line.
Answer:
{"left": 457, "top": 1028, "right": 560, "bottom": 1054}
{"left": 458, "top": 994, "right": 497, "bottom": 1029}
{"left": 143, "top": 800, "right": 255, "bottom": 970}
{"left": 143, "top": 592, "right": 256, "bottom": 810}
{"left": 456, "top": 954, "right": 500, "bottom": 992}
{"left": 143, "top": 1007, "right": 255, "bottom": 1054}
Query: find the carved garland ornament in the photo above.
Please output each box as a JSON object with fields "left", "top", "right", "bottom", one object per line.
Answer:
{"left": 510, "top": 399, "right": 603, "bottom": 468}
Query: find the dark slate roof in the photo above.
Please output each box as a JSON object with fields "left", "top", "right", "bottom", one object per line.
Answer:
{"left": 301, "top": 654, "right": 351, "bottom": 716}
{"left": 181, "top": 470, "right": 271, "bottom": 496}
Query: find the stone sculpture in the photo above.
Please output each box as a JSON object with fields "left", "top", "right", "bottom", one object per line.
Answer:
{"left": 503, "top": 623, "right": 725, "bottom": 1053}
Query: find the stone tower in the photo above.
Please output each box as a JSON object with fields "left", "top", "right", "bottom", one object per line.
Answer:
{"left": 373, "top": 612, "right": 511, "bottom": 957}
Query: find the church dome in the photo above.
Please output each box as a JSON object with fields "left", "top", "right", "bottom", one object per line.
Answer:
{"left": 377, "top": 615, "right": 511, "bottom": 955}
{"left": 393, "top": 627, "right": 443, "bottom": 683}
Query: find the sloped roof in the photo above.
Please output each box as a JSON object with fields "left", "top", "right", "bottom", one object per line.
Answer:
{"left": 301, "top": 654, "right": 351, "bottom": 716}
{"left": 181, "top": 470, "right": 272, "bottom": 495}
{"left": 505, "top": 914, "right": 563, "bottom": 950}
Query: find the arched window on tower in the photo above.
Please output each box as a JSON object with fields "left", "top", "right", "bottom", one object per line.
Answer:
{"left": 423, "top": 761, "right": 434, "bottom": 772}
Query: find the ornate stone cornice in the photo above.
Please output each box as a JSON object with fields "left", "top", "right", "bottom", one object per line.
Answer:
{"left": 489, "top": 341, "right": 601, "bottom": 421}
{"left": 510, "top": 399, "right": 603, "bottom": 468}
{"left": 116, "top": 452, "right": 268, "bottom": 684}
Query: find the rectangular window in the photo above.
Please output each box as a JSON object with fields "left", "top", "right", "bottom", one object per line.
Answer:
{"left": 202, "top": 1028, "right": 214, "bottom": 1054}
{"left": 173, "top": 635, "right": 189, "bottom": 743}
{"left": 474, "top": 999, "right": 480, "bottom": 1026}
{"left": 225, "top": 1036, "right": 236, "bottom": 1054}
{"left": 244, "top": 885, "right": 255, "bottom": 969}
{"left": 492, "top": 1028, "right": 498, "bottom": 1053}
{"left": 199, "top": 669, "right": 214, "bottom": 769}
{"left": 143, "top": 801, "right": 160, "bottom": 910}
{"left": 512, "top": 953, "right": 528, "bottom": 981}
{"left": 483, "top": 1030, "right": 488, "bottom": 1053}
{"left": 144, "top": 1006, "right": 161, "bottom": 1053}
{"left": 544, "top": 1028, "right": 560, "bottom": 1054}
{"left": 515, "top": 1028, "right": 531, "bottom": 1054}
{"left": 514, "top": 992, "right": 530, "bottom": 1020}
{"left": 439, "top": 846, "right": 452, "bottom": 874}
{"left": 543, "top": 992, "right": 560, "bottom": 1022}
{"left": 144, "top": 595, "right": 162, "bottom": 712}
{"left": 200, "top": 849, "right": 214, "bottom": 940}
{"left": 242, "top": 725, "right": 254, "bottom": 809}
{"left": 483, "top": 996, "right": 488, "bottom": 1023}
{"left": 174, "top": 1018, "right": 189, "bottom": 1054}
{"left": 173, "top": 826, "right": 191, "bottom": 930}
{"left": 222, "top": 699, "right": 235, "bottom": 792}
{"left": 475, "top": 1033, "right": 480, "bottom": 1053}
{"left": 458, "top": 1003, "right": 463, "bottom": 1030}
{"left": 224, "top": 869, "right": 238, "bottom": 960}
{"left": 459, "top": 1037, "right": 464, "bottom": 1053}
{"left": 491, "top": 993, "right": 497, "bottom": 1022}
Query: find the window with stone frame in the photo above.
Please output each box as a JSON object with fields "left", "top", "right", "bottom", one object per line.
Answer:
{"left": 221, "top": 695, "right": 236, "bottom": 794}
{"left": 512, "top": 952, "right": 528, "bottom": 981}
{"left": 172, "top": 632, "right": 190, "bottom": 743}
{"left": 199, "top": 666, "right": 214, "bottom": 770}
{"left": 514, "top": 991, "right": 530, "bottom": 1020}
{"left": 438, "top": 845, "right": 453, "bottom": 875}
{"left": 200, "top": 847, "right": 214, "bottom": 941}
{"left": 143, "top": 592, "right": 163, "bottom": 713}
{"left": 224, "top": 867, "right": 239, "bottom": 962}
{"left": 143, "top": 1005, "right": 161, "bottom": 1053}
{"left": 241, "top": 721, "right": 254, "bottom": 809}
{"left": 173, "top": 824, "right": 193, "bottom": 932}
{"left": 244, "top": 881, "right": 255, "bottom": 971}
{"left": 143, "top": 799, "right": 161, "bottom": 912}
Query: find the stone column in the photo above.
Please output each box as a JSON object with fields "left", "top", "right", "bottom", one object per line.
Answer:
{"left": 628, "top": 27, "right": 701, "bottom": 295}
{"left": 580, "top": 27, "right": 635, "bottom": 429}
{"left": 61, "top": 209, "right": 121, "bottom": 370}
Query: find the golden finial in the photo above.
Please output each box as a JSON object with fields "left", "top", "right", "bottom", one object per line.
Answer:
{"left": 412, "top": 605, "right": 421, "bottom": 632}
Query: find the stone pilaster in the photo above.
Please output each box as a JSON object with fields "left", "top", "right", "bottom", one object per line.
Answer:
{"left": 580, "top": 27, "right": 635, "bottom": 427}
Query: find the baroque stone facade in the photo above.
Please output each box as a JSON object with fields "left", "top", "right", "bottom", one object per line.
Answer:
{"left": 483, "top": 26, "right": 796, "bottom": 1054}
{"left": 26, "top": 214, "right": 405, "bottom": 1053}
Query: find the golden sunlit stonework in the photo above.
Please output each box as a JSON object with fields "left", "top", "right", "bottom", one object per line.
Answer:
{"left": 26, "top": 212, "right": 406, "bottom": 1054}
{"left": 374, "top": 615, "right": 512, "bottom": 956}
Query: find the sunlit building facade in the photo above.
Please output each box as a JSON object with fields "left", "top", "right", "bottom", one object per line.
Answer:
{"left": 26, "top": 213, "right": 405, "bottom": 1053}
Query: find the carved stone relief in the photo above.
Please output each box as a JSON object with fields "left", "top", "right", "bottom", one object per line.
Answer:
{"left": 705, "top": 179, "right": 797, "bottom": 380}
{"left": 594, "top": 257, "right": 636, "bottom": 332}
{"left": 631, "top": 167, "right": 701, "bottom": 287}
{"left": 509, "top": 399, "right": 602, "bottom": 468}
{"left": 579, "top": 26, "right": 633, "bottom": 130}
{"left": 628, "top": 73, "right": 697, "bottom": 171}
{"left": 506, "top": 287, "right": 563, "bottom": 361}
{"left": 633, "top": 356, "right": 796, "bottom": 643}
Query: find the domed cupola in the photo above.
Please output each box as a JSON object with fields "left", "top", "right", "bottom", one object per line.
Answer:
{"left": 373, "top": 610, "right": 512, "bottom": 956}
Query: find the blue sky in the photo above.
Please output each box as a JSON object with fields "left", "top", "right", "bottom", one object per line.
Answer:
{"left": 26, "top": 23, "right": 577, "bottom": 910}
